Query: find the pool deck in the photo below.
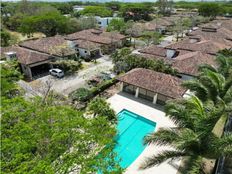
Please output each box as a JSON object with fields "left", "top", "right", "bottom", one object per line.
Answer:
{"left": 107, "top": 92, "right": 181, "bottom": 174}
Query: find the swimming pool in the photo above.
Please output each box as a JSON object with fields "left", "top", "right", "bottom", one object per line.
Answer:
{"left": 114, "top": 109, "right": 157, "bottom": 168}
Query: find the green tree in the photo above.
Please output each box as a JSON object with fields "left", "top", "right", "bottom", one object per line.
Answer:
{"left": 141, "top": 31, "right": 162, "bottom": 46}
{"left": 1, "top": 61, "right": 22, "bottom": 98}
{"left": 107, "top": 18, "right": 126, "bottom": 33}
{"left": 1, "top": 29, "right": 11, "bottom": 46}
{"left": 20, "top": 11, "right": 69, "bottom": 37}
{"left": 80, "top": 6, "right": 113, "bottom": 17}
{"left": 198, "top": 3, "right": 221, "bottom": 18}
{"left": 87, "top": 97, "right": 117, "bottom": 122}
{"left": 140, "top": 96, "right": 232, "bottom": 173}
{"left": 157, "top": 0, "right": 173, "bottom": 16}
{"left": 183, "top": 55, "right": 232, "bottom": 106}
{"left": 120, "top": 4, "right": 153, "bottom": 21}
{"left": 183, "top": 55, "right": 232, "bottom": 137}
{"left": 111, "top": 48, "right": 176, "bottom": 75}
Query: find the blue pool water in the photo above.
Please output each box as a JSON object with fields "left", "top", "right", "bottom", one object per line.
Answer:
{"left": 114, "top": 109, "right": 157, "bottom": 168}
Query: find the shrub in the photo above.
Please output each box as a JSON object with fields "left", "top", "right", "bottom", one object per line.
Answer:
{"left": 87, "top": 97, "right": 116, "bottom": 121}
{"left": 69, "top": 79, "right": 117, "bottom": 102}
{"left": 69, "top": 88, "right": 92, "bottom": 102}
{"left": 51, "top": 59, "right": 82, "bottom": 74}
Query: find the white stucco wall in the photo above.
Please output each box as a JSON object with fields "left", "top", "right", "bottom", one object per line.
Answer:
{"left": 166, "top": 49, "right": 176, "bottom": 58}
{"left": 78, "top": 48, "right": 90, "bottom": 58}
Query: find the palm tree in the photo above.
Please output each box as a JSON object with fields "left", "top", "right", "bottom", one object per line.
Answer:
{"left": 140, "top": 96, "right": 232, "bottom": 173}
{"left": 182, "top": 55, "right": 232, "bottom": 137}
{"left": 183, "top": 55, "right": 232, "bottom": 106}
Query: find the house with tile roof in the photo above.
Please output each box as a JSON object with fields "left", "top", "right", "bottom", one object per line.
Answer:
{"left": 65, "top": 29, "right": 127, "bottom": 55}
{"left": 117, "top": 68, "right": 187, "bottom": 105}
{"left": 1, "top": 46, "right": 54, "bottom": 80}
{"left": 19, "top": 35, "right": 78, "bottom": 58}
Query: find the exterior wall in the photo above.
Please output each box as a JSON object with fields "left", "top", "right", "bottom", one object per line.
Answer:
{"left": 95, "top": 17, "right": 113, "bottom": 28}
{"left": 78, "top": 48, "right": 90, "bottom": 58}
{"left": 121, "top": 82, "right": 171, "bottom": 105}
{"left": 166, "top": 49, "right": 176, "bottom": 58}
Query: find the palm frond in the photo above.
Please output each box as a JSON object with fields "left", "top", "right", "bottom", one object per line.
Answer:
{"left": 178, "top": 156, "right": 204, "bottom": 174}
{"left": 139, "top": 150, "right": 186, "bottom": 170}
{"left": 198, "top": 64, "right": 217, "bottom": 74}
{"left": 144, "top": 128, "right": 180, "bottom": 146}
{"left": 182, "top": 81, "right": 208, "bottom": 102}
{"left": 165, "top": 100, "right": 195, "bottom": 129}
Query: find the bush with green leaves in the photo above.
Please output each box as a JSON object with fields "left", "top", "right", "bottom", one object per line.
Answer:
{"left": 69, "top": 87, "right": 92, "bottom": 102}
{"left": 111, "top": 48, "right": 176, "bottom": 75}
{"left": 70, "top": 79, "right": 117, "bottom": 102}
{"left": 87, "top": 97, "right": 117, "bottom": 122}
{"left": 1, "top": 61, "right": 22, "bottom": 98}
{"left": 51, "top": 59, "right": 82, "bottom": 74}
{"left": 1, "top": 61, "right": 123, "bottom": 173}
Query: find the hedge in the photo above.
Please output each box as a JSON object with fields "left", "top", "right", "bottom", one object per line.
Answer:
{"left": 69, "top": 78, "right": 117, "bottom": 102}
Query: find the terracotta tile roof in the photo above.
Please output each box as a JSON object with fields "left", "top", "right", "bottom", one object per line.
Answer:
{"left": 188, "top": 27, "right": 232, "bottom": 47}
{"left": 172, "top": 51, "right": 217, "bottom": 76}
{"left": 73, "top": 40, "right": 101, "bottom": 50}
{"left": 156, "top": 17, "right": 174, "bottom": 27}
{"left": 166, "top": 39, "right": 230, "bottom": 55}
{"left": 1, "top": 46, "right": 52, "bottom": 65}
{"left": 211, "top": 19, "right": 232, "bottom": 31}
{"left": 118, "top": 68, "right": 186, "bottom": 99}
{"left": 133, "top": 22, "right": 157, "bottom": 31}
{"left": 65, "top": 29, "right": 126, "bottom": 45}
{"left": 139, "top": 45, "right": 167, "bottom": 57}
{"left": 133, "top": 53, "right": 171, "bottom": 63}
{"left": 19, "top": 35, "right": 77, "bottom": 57}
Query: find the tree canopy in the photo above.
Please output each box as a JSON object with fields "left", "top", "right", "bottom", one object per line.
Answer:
{"left": 1, "top": 62, "right": 122, "bottom": 173}
{"left": 80, "top": 6, "right": 113, "bottom": 17}
{"left": 198, "top": 3, "right": 221, "bottom": 18}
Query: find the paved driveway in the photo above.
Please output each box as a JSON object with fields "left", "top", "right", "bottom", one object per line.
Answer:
{"left": 20, "top": 56, "right": 113, "bottom": 96}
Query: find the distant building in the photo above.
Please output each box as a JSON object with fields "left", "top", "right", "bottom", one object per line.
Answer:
{"left": 66, "top": 29, "right": 127, "bottom": 56}
{"left": 95, "top": 16, "right": 122, "bottom": 28}
{"left": 73, "top": 6, "right": 85, "bottom": 12}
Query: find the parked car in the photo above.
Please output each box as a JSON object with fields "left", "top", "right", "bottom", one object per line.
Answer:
{"left": 49, "top": 68, "right": 64, "bottom": 78}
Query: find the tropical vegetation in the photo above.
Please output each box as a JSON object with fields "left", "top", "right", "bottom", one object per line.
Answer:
{"left": 140, "top": 53, "right": 232, "bottom": 173}
{"left": 1, "top": 61, "right": 123, "bottom": 173}
{"left": 111, "top": 48, "right": 176, "bottom": 75}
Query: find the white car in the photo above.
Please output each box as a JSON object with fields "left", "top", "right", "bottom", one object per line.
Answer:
{"left": 49, "top": 68, "right": 64, "bottom": 78}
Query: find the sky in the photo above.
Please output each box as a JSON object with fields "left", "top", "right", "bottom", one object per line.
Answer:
{"left": 1, "top": 0, "right": 230, "bottom": 2}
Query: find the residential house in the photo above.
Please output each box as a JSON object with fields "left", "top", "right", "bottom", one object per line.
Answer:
{"left": 1, "top": 46, "right": 54, "bottom": 80}
{"left": 172, "top": 51, "right": 217, "bottom": 80}
{"left": 95, "top": 16, "right": 122, "bottom": 28}
{"left": 19, "top": 35, "right": 78, "bottom": 58}
{"left": 65, "top": 29, "right": 127, "bottom": 55}
{"left": 118, "top": 68, "right": 186, "bottom": 105}
{"left": 73, "top": 40, "right": 102, "bottom": 59}
{"left": 1, "top": 35, "right": 78, "bottom": 80}
{"left": 187, "top": 24, "right": 232, "bottom": 47}
{"left": 165, "top": 38, "right": 230, "bottom": 56}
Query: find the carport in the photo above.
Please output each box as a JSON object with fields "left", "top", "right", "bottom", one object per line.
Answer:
{"left": 1, "top": 46, "right": 54, "bottom": 81}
